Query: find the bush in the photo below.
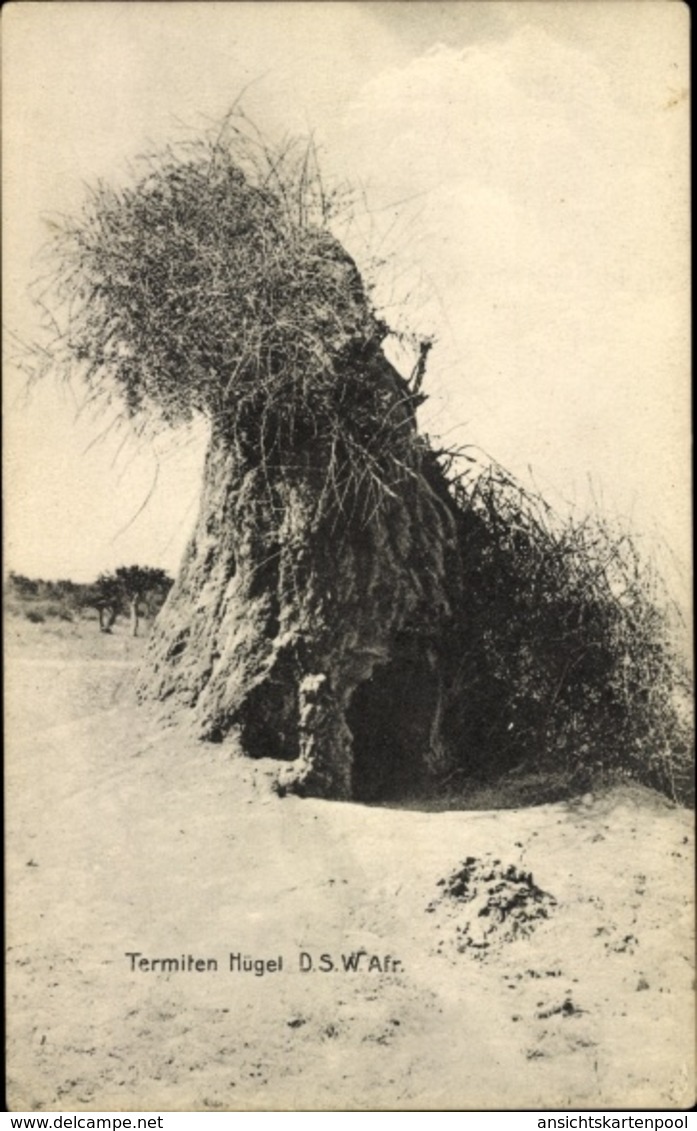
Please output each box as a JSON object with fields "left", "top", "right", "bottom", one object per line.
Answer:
{"left": 441, "top": 455, "right": 693, "bottom": 804}
{"left": 5, "top": 573, "right": 82, "bottom": 623}
{"left": 25, "top": 113, "right": 416, "bottom": 524}
{"left": 21, "top": 600, "right": 74, "bottom": 623}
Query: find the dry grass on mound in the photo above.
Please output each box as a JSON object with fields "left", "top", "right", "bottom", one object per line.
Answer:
{"left": 438, "top": 455, "right": 693, "bottom": 805}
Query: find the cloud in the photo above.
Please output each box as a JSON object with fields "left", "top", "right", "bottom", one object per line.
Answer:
{"left": 331, "top": 25, "right": 689, "bottom": 579}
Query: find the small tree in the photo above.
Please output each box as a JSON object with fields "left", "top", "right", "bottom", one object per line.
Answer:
{"left": 7, "top": 572, "right": 39, "bottom": 600}
{"left": 92, "top": 573, "right": 122, "bottom": 633}
{"left": 89, "top": 566, "right": 173, "bottom": 635}
{"left": 114, "top": 565, "right": 173, "bottom": 637}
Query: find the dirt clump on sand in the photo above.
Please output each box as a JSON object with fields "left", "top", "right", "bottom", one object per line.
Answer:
{"left": 427, "top": 855, "right": 557, "bottom": 957}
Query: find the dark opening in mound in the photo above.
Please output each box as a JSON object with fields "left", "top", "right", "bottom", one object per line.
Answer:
{"left": 347, "top": 654, "right": 439, "bottom": 802}
{"left": 234, "top": 677, "right": 300, "bottom": 762}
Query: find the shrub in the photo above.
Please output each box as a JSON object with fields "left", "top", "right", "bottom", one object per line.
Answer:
{"left": 441, "top": 454, "right": 693, "bottom": 803}
{"left": 25, "top": 113, "right": 418, "bottom": 525}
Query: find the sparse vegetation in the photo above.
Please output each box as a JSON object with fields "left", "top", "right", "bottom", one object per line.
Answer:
{"left": 96, "top": 566, "right": 173, "bottom": 635}
{"left": 5, "top": 574, "right": 83, "bottom": 623}
{"left": 5, "top": 567, "right": 173, "bottom": 635}
{"left": 440, "top": 457, "right": 693, "bottom": 803}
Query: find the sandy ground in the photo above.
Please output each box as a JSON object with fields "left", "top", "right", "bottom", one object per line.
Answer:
{"left": 5, "top": 615, "right": 695, "bottom": 1111}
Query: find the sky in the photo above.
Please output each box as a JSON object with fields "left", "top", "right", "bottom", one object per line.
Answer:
{"left": 3, "top": 2, "right": 691, "bottom": 605}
